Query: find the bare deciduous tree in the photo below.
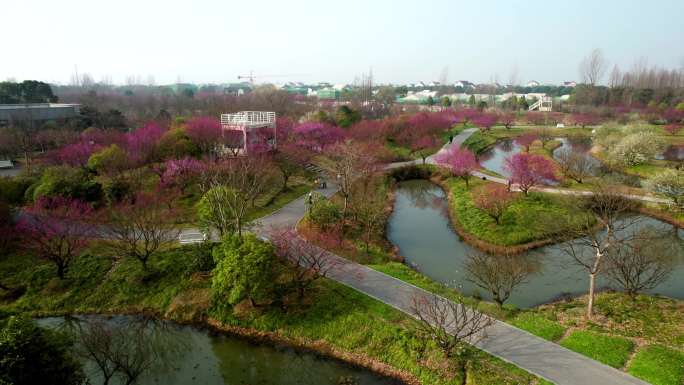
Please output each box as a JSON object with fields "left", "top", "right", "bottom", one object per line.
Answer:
{"left": 536, "top": 126, "right": 554, "bottom": 148}
{"left": 75, "top": 318, "right": 187, "bottom": 385}
{"left": 328, "top": 141, "right": 377, "bottom": 219}
{"left": 270, "top": 229, "right": 339, "bottom": 300}
{"left": 556, "top": 149, "right": 596, "bottom": 184}
{"left": 199, "top": 155, "right": 271, "bottom": 238}
{"left": 557, "top": 187, "right": 640, "bottom": 319}
{"left": 605, "top": 227, "right": 679, "bottom": 299}
{"left": 410, "top": 294, "right": 492, "bottom": 358}
{"left": 349, "top": 175, "right": 388, "bottom": 253}
{"left": 464, "top": 253, "right": 538, "bottom": 307}
{"left": 579, "top": 48, "right": 608, "bottom": 85}
{"left": 105, "top": 192, "right": 180, "bottom": 270}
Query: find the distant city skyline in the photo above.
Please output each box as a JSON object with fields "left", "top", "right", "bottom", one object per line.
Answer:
{"left": 2, "top": 0, "right": 683, "bottom": 86}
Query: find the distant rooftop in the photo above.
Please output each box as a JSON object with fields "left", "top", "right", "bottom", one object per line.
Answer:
{"left": 0, "top": 103, "right": 80, "bottom": 110}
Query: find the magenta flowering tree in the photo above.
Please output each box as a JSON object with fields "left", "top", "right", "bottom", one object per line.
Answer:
{"left": 411, "top": 136, "right": 440, "bottom": 164}
{"left": 18, "top": 197, "right": 94, "bottom": 279}
{"left": 456, "top": 108, "right": 480, "bottom": 127}
{"left": 505, "top": 153, "right": 557, "bottom": 195}
{"left": 514, "top": 133, "right": 538, "bottom": 152}
{"left": 472, "top": 113, "right": 498, "bottom": 131}
{"left": 81, "top": 128, "right": 127, "bottom": 148}
{"left": 276, "top": 116, "right": 295, "bottom": 143}
{"left": 293, "top": 122, "right": 345, "bottom": 152}
{"left": 47, "top": 141, "right": 102, "bottom": 168}
{"left": 186, "top": 116, "right": 222, "bottom": 156}
{"left": 663, "top": 108, "right": 684, "bottom": 124}
{"left": 435, "top": 147, "right": 479, "bottom": 187}
{"left": 161, "top": 157, "right": 205, "bottom": 194}
{"left": 348, "top": 120, "right": 385, "bottom": 143}
{"left": 664, "top": 123, "right": 682, "bottom": 136}
{"left": 126, "top": 122, "right": 165, "bottom": 165}
{"left": 222, "top": 129, "right": 244, "bottom": 156}
{"left": 499, "top": 112, "right": 516, "bottom": 129}
{"left": 571, "top": 113, "right": 602, "bottom": 128}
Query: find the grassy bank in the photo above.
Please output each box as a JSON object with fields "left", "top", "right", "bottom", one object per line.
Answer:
{"left": 0, "top": 244, "right": 545, "bottom": 385}
{"left": 441, "top": 178, "right": 594, "bottom": 250}
{"left": 367, "top": 262, "right": 684, "bottom": 385}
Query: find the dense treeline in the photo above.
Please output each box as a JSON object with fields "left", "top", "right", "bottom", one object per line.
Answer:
{"left": 0, "top": 80, "right": 57, "bottom": 104}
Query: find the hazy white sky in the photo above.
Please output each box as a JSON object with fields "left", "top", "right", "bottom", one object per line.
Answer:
{"left": 2, "top": 0, "right": 683, "bottom": 85}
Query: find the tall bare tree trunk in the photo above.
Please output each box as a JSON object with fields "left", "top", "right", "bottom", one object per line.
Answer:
{"left": 587, "top": 272, "right": 596, "bottom": 319}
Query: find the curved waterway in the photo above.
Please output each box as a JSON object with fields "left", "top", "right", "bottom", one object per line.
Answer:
{"left": 37, "top": 315, "right": 402, "bottom": 385}
{"left": 479, "top": 136, "right": 598, "bottom": 177}
{"left": 387, "top": 179, "right": 684, "bottom": 308}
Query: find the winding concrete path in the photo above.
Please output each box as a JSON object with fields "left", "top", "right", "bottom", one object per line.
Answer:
{"left": 421, "top": 128, "right": 669, "bottom": 204}
{"left": 246, "top": 179, "right": 648, "bottom": 385}
{"left": 177, "top": 128, "right": 658, "bottom": 384}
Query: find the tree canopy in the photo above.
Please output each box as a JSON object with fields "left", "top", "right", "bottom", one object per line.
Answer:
{"left": 0, "top": 81, "right": 57, "bottom": 104}
{"left": 0, "top": 316, "right": 85, "bottom": 385}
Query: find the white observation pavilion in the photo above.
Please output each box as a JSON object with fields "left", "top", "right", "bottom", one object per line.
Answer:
{"left": 220, "top": 111, "right": 277, "bottom": 155}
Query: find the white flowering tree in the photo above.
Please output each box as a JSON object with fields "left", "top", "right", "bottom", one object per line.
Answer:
{"left": 644, "top": 169, "right": 684, "bottom": 209}
{"left": 609, "top": 131, "right": 665, "bottom": 166}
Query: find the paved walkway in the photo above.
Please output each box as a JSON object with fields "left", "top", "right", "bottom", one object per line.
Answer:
{"left": 420, "top": 128, "right": 669, "bottom": 204}
{"left": 176, "top": 128, "right": 655, "bottom": 384}
{"left": 248, "top": 181, "right": 648, "bottom": 385}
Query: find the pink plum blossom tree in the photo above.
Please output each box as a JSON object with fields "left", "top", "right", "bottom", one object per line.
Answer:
{"left": 435, "top": 147, "right": 479, "bottom": 187}
{"left": 411, "top": 136, "right": 440, "bottom": 164}
{"left": 185, "top": 116, "right": 222, "bottom": 156}
{"left": 18, "top": 197, "right": 94, "bottom": 279}
{"left": 505, "top": 153, "right": 557, "bottom": 195}
{"left": 514, "top": 133, "right": 539, "bottom": 152}
{"left": 472, "top": 113, "right": 498, "bottom": 131}
{"left": 126, "top": 122, "right": 165, "bottom": 165}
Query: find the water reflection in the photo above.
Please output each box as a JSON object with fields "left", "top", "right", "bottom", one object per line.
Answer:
{"left": 37, "top": 316, "right": 400, "bottom": 385}
{"left": 478, "top": 139, "right": 520, "bottom": 177}
{"left": 387, "top": 180, "right": 684, "bottom": 308}
{"left": 657, "top": 144, "right": 684, "bottom": 161}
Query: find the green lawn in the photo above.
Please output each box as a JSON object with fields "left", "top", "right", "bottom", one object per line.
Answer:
{"left": 543, "top": 292, "right": 684, "bottom": 350}
{"left": 0, "top": 248, "right": 543, "bottom": 385}
{"left": 511, "top": 312, "right": 566, "bottom": 342}
{"left": 628, "top": 345, "right": 684, "bottom": 385}
{"left": 211, "top": 277, "right": 541, "bottom": 385}
{"left": 560, "top": 330, "right": 635, "bottom": 368}
{"left": 0, "top": 244, "right": 211, "bottom": 319}
{"left": 445, "top": 178, "right": 594, "bottom": 247}
{"left": 462, "top": 131, "right": 499, "bottom": 154}
{"left": 245, "top": 182, "right": 311, "bottom": 222}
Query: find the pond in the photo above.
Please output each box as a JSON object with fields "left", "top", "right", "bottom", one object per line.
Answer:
{"left": 387, "top": 179, "right": 684, "bottom": 308}
{"left": 656, "top": 144, "right": 684, "bottom": 161}
{"left": 37, "top": 315, "right": 401, "bottom": 385}
{"left": 478, "top": 138, "right": 521, "bottom": 177}
{"left": 478, "top": 136, "right": 598, "bottom": 177}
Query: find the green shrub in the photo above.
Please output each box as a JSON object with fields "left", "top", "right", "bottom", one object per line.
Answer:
{"left": 87, "top": 144, "right": 128, "bottom": 175}
{"left": 628, "top": 345, "right": 684, "bottom": 385}
{"left": 102, "top": 178, "right": 131, "bottom": 203}
{"left": 30, "top": 166, "right": 102, "bottom": 203}
{"left": 0, "top": 316, "right": 85, "bottom": 385}
{"left": 307, "top": 195, "right": 341, "bottom": 231}
{"left": 187, "top": 243, "right": 216, "bottom": 273}
{"left": 0, "top": 176, "right": 34, "bottom": 205}
{"left": 560, "top": 330, "right": 634, "bottom": 368}
{"left": 212, "top": 234, "right": 277, "bottom": 306}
